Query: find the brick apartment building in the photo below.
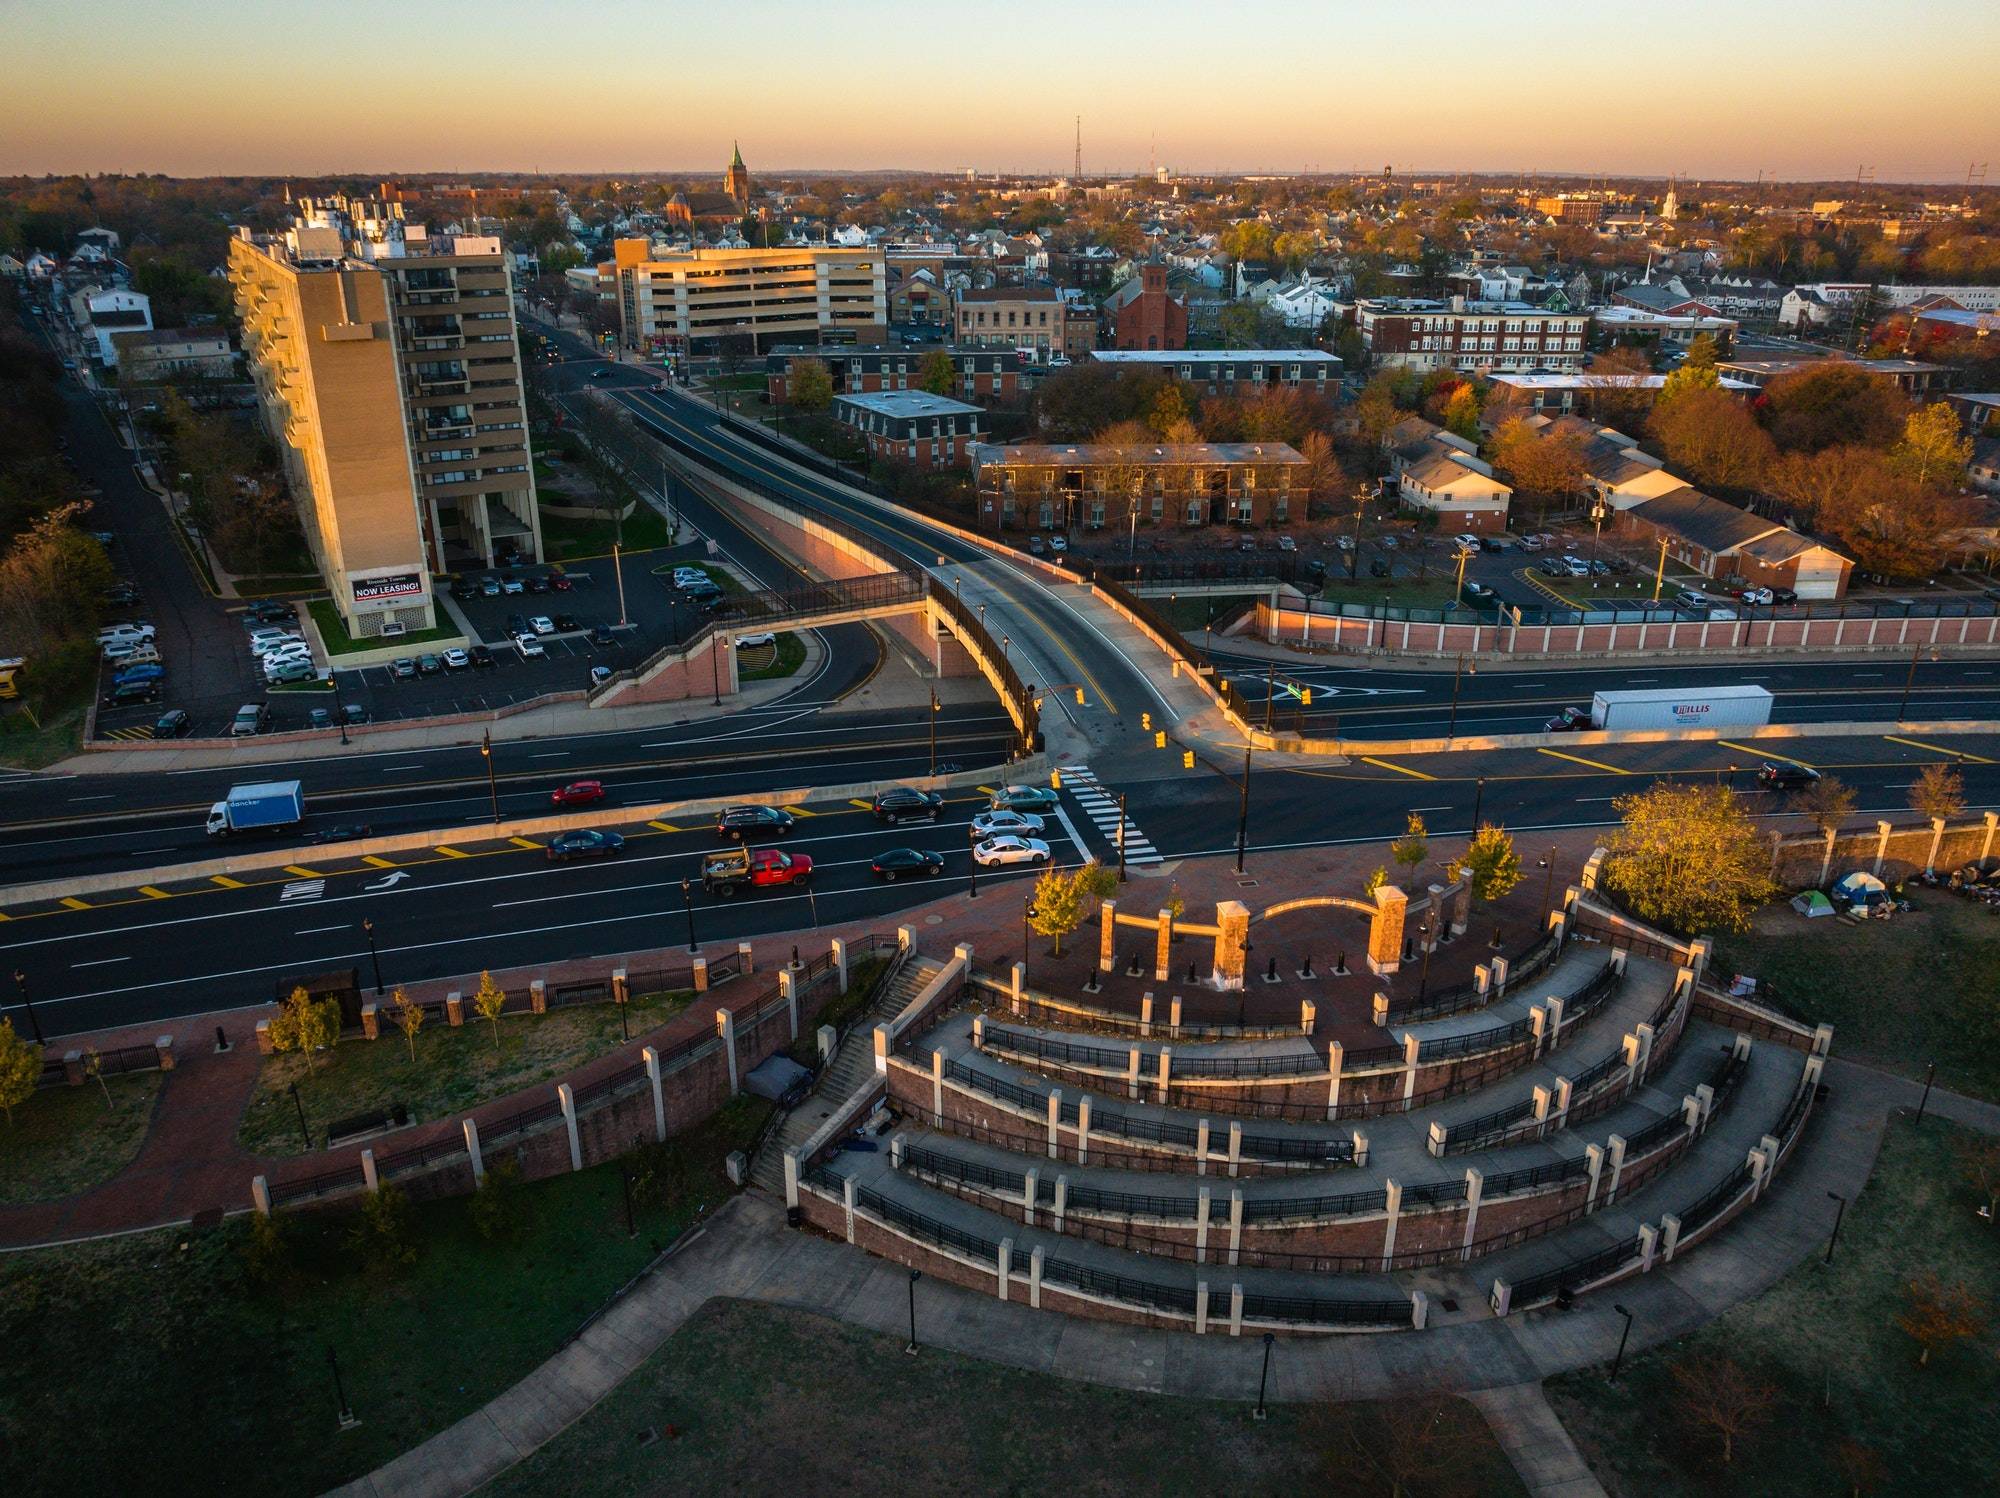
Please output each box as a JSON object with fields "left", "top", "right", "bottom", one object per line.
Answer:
{"left": 833, "top": 391, "right": 985, "bottom": 471}
{"left": 1090, "top": 347, "right": 1341, "bottom": 397}
{"left": 1352, "top": 296, "right": 1589, "bottom": 374}
{"left": 970, "top": 441, "right": 1307, "bottom": 532}
{"left": 1111, "top": 263, "right": 1188, "bottom": 351}
{"left": 953, "top": 286, "right": 1094, "bottom": 364}
{"left": 766, "top": 345, "right": 1021, "bottom": 405}
{"left": 1614, "top": 486, "right": 1853, "bottom": 599}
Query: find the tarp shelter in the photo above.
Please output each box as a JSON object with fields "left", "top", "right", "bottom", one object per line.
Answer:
{"left": 1790, "top": 890, "right": 1835, "bottom": 918}
{"left": 1833, "top": 871, "right": 1888, "bottom": 906}
{"left": 744, "top": 1054, "right": 811, "bottom": 1104}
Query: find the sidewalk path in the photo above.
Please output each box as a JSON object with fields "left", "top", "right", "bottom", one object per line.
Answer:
{"left": 1465, "top": 1383, "right": 1607, "bottom": 1498}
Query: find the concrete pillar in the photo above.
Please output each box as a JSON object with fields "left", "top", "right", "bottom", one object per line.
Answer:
{"left": 643, "top": 1045, "right": 666, "bottom": 1142}
{"left": 1545, "top": 995, "right": 1566, "bottom": 1051}
{"left": 783, "top": 1149, "right": 801, "bottom": 1209}
{"left": 1300, "top": 999, "right": 1316, "bottom": 1035}
{"left": 1382, "top": 1180, "right": 1403, "bottom": 1270}
{"left": 1196, "top": 1118, "right": 1211, "bottom": 1175}
{"left": 1411, "top": 1290, "right": 1429, "bottom": 1330}
{"left": 530, "top": 979, "right": 547, "bottom": 1015}
{"left": 1076, "top": 1098, "right": 1093, "bottom": 1164}
{"left": 897, "top": 925, "right": 915, "bottom": 953}
{"left": 360, "top": 1003, "right": 379, "bottom": 1041}
{"left": 1552, "top": 1076, "right": 1574, "bottom": 1130}
{"left": 996, "top": 1238, "right": 1013, "bottom": 1301}
{"left": 1530, "top": 1006, "right": 1549, "bottom": 1059}
{"left": 1051, "top": 1176, "right": 1067, "bottom": 1234}
{"left": 1229, "top": 1284, "right": 1244, "bottom": 1338}
{"left": 1139, "top": 994, "right": 1153, "bottom": 1038}
{"left": 873, "top": 1023, "right": 891, "bottom": 1075}
{"left": 154, "top": 1036, "right": 174, "bottom": 1072}
{"left": 931, "top": 1049, "right": 945, "bottom": 1126}
{"left": 1984, "top": 810, "right": 1998, "bottom": 866}
{"left": 972, "top": 1016, "right": 987, "bottom": 1050}
{"left": 1155, "top": 1047, "right": 1173, "bottom": 1104}
{"left": 1608, "top": 948, "right": 1629, "bottom": 976}
{"left": 1372, "top": 991, "right": 1390, "bottom": 1027}
{"left": 1622, "top": 1030, "right": 1643, "bottom": 1086}
{"left": 1126, "top": 1046, "right": 1142, "bottom": 1099}
{"left": 780, "top": 969, "right": 800, "bottom": 1039}
{"left": 1682, "top": 1095, "right": 1703, "bottom": 1132}
{"left": 1532, "top": 1085, "right": 1553, "bottom": 1126}
{"left": 1367, "top": 884, "right": 1408, "bottom": 974}
{"left": 1046, "top": 1089, "right": 1063, "bottom": 1159}
{"left": 830, "top": 937, "right": 849, "bottom": 993}
{"left": 1811, "top": 1023, "right": 1833, "bottom": 1058}
{"left": 1660, "top": 1212, "right": 1683, "bottom": 1262}
{"left": 693, "top": 956, "right": 710, "bottom": 993}
{"left": 1548, "top": 910, "right": 1567, "bottom": 946}
{"left": 1605, "top": 1134, "right": 1628, "bottom": 1204}
{"left": 1030, "top": 1246, "right": 1044, "bottom": 1308}
{"left": 1169, "top": 995, "right": 1183, "bottom": 1036}
{"left": 1490, "top": 1280, "right": 1513, "bottom": 1317}
{"left": 1473, "top": 963, "right": 1491, "bottom": 997}
{"left": 445, "top": 992, "right": 464, "bottom": 1027}
{"left": 717, "top": 1008, "right": 740, "bottom": 1094}
{"left": 254, "top": 1020, "right": 273, "bottom": 1054}
{"left": 612, "top": 967, "right": 629, "bottom": 1014}
{"left": 1634, "top": 1021, "right": 1656, "bottom": 1080}
{"left": 359, "top": 1147, "right": 379, "bottom": 1193}
{"left": 559, "top": 1083, "right": 582, "bottom": 1171}
{"left": 1326, "top": 1040, "right": 1345, "bottom": 1120}
{"left": 842, "top": 1176, "right": 857, "bottom": 1243}
{"left": 1227, "top": 1121, "right": 1242, "bottom": 1178}
{"left": 1155, "top": 909, "right": 1174, "bottom": 981}
{"left": 1351, "top": 1129, "right": 1369, "bottom": 1167}
{"left": 1490, "top": 956, "right": 1510, "bottom": 995}
{"left": 890, "top": 1133, "right": 905, "bottom": 1170}
{"left": 1227, "top": 1189, "right": 1244, "bottom": 1265}
{"left": 1873, "top": 818, "right": 1892, "bottom": 877}
{"left": 1098, "top": 898, "right": 1118, "bottom": 973}
{"left": 1022, "top": 1167, "right": 1039, "bottom": 1226}
{"left": 463, "top": 1118, "right": 485, "bottom": 1184}
{"left": 1010, "top": 961, "right": 1026, "bottom": 1015}
{"left": 1195, "top": 1280, "right": 1210, "bottom": 1333}
{"left": 251, "top": 1175, "right": 271, "bottom": 1216}
{"left": 1403, "top": 1033, "right": 1422, "bottom": 1107}
{"left": 1584, "top": 1142, "right": 1605, "bottom": 1211}
{"left": 1927, "top": 815, "right": 1946, "bottom": 876}
{"left": 1450, "top": 877, "right": 1473, "bottom": 938}
{"left": 740, "top": 939, "right": 757, "bottom": 974}
{"left": 1196, "top": 1186, "right": 1212, "bottom": 1263}
{"left": 1638, "top": 1222, "right": 1658, "bottom": 1271}
{"left": 1211, "top": 900, "right": 1250, "bottom": 990}
{"left": 1427, "top": 1120, "right": 1448, "bottom": 1158}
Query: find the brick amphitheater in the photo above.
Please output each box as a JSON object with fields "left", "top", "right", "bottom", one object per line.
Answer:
{"left": 764, "top": 853, "right": 1829, "bottom": 1337}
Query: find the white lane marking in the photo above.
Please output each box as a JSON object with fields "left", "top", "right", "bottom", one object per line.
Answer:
{"left": 72, "top": 957, "right": 129, "bottom": 968}
{"left": 294, "top": 924, "right": 348, "bottom": 935}
{"left": 530, "top": 752, "right": 569, "bottom": 759}
{"left": 67, "top": 795, "right": 115, "bottom": 802}
{"left": 380, "top": 764, "right": 426, "bottom": 772}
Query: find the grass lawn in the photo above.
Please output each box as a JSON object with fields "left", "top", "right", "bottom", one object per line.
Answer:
{"left": 1318, "top": 576, "right": 1469, "bottom": 611}
{"left": 0, "top": 1098, "right": 768, "bottom": 1498}
{"left": 231, "top": 575, "right": 324, "bottom": 597}
{"left": 1714, "top": 890, "right": 2000, "bottom": 1101}
{"left": 537, "top": 503, "right": 674, "bottom": 561}
{"left": 238, "top": 989, "right": 696, "bottom": 1157}
{"left": 307, "top": 598, "right": 461, "bottom": 658}
{"left": 484, "top": 1298, "right": 1524, "bottom": 1498}
{"left": 737, "top": 631, "right": 805, "bottom": 681}
{"left": 1155, "top": 593, "right": 1259, "bottom": 633}
{"left": 0, "top": 1073, "right": 164, "bottom": 1206}
{"left": 1547, "top": 1114, "right": 2000, "bottom": 1498}
{"left": 0, "top": 704, "right": 85, "bottom": 769}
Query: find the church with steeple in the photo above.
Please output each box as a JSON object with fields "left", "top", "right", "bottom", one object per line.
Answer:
{"left": 724, "top": 143, "right": 752, "bottom": 210}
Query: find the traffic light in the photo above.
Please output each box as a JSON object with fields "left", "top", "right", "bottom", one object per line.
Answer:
{"left": 1154, "top": 730, "right": 1167, "bottom": 748}
{"left": 1300, "top": 688, "right": 1313, "bottom": 707}
{"left": 1182, "top": 749, "right": 1196, "bottom": 769}
{"left": 1050, "top": 768, "right": 1062, "bottom": 789}
{"left": 1074, "top": 686, "right": 1085, "bottom": 705}
{"left": 1141, "top": 712, "right": 1151, "bottom": 731}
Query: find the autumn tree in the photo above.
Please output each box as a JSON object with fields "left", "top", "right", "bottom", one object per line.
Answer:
{"left": 268, "top": 986, "right": 342, "bottom": 1074}
{"left": 915, "top": 350, "right": 957, "bottom": 398}
{"left": 1898, "top": 1271, "right": 1987, "bottom": 1366}
{"left": 1581, "top": 345, "right": 1655, "bottom": 430}
{"left": 1890, "top": 402, "right": 1975, "bottom": 488}
{"left": 1451, "top": 825, "right": 1523, "bottom": 901}
{"left": 472, "top": 970, "right": 507, "bottom": 1051}
{"left": 1219, "top": 220, "right": 1276, "bottom": 265}
{"left": 788, "top": 356, "right": 833, "bottom": 413}
{"left": 1028, "top": 860, "right": 1116, "bottom": 956}
{"left": 1440, "top": 382, "right": 1482, "bottom": 441}
{"left": 1648, "top": 387, "right": 1776, "bottom": 493}
{"left": 1296, "top": 432, "right": 1344, "bottom": 517}
{"left": 1683, "top": 332, "right": 1720, "bottom": 371}
{"left": 1148, "top": 381, "right": 1191, "bottom": 438}
{"left": 1604, "top": 781, "right": 1775, "bottom": 935}
{"left": 1654, "top": 360, "right": 1719, "bottom": 409}
{"left": 1761, "top": 361, "right": 1910, "bottom": 454}
{"left": 1490, "top": 418, "right": 1588, "bottom": 519}
{"left": 1670, "top": 1354, "right": 1776, "bottom": 1466}
{"left": 1910, "top": 762, "right": 1966, "bottom": 822}
{"left": 0, "top": 1018, "right": 40, "bottom": 1126}
{"left": 1790, "top": 774, "right": 1857, "bottom": 835}
{"left": 1390, "top": 813, "right": 1430, "bottom": 880}
{"left": 1768, "top": 444, "right": 1968, "bottom": 579}
{"left": 390, "top": 986, "right": 425, "bottom": 1063}
{"left": 82, "top": 1047, "right": 112, "bottom": 1110}
{"left": 1354, "top": 378, "right": 1403, "bottom": 449}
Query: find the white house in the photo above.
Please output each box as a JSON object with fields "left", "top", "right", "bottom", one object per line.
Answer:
{"left": 1266, "top": 276, "right": 1340, "bottom": 331}
{"left": 1397, "top": 447, "right": 1512, "bottom": 532}
{"left": 71, "top": 288, "right": 152, "bottom": 367}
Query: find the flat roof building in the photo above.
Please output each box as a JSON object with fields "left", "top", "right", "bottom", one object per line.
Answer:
{"left": 1350, "top": 296, "right": 1589, "bottom": 374}
{"left": 971, "top": 440, "right": 1308, "bottom": 533}
{"left": 229, "top": 195, "right": 540, "bottom": 637}
{"left": 608, "top": 240, "right": 886, "bottom": 354}
{"left": 1089, "top": 348, "right": 1342, "bottom": 395}
{"left": 833, "top": 390, "right": 984, "bottom": 471}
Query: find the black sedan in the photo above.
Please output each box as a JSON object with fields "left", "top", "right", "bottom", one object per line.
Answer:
{"left": 153, "top": 708, "right": 192, "bottom": 738}
{"left": 871, "top": 848, "right": 946, "bottom": 881}
{"left": 1757, "top": 762, "right": 1821, "bottom": 792}
{"left": 547, "top": 829, "right": 626, "bottom": 861}
{"left": 715, "top": 805, "right": 796, "bottom": 841}
{"left": 309, "top": 823, "right": 373, "bottom": 843}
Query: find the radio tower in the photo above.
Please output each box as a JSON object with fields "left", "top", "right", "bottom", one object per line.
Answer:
{"left": 1074, "top": 116, "right": 1082, "bottom": 180}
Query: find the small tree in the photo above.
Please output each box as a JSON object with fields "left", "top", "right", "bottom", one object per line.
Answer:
{"left": 915, "top": 349, "right": 957, "bottom": 397}
{"left": 1313, "top": 1392, "right": 1490, "bottom": 1498}
{"left": 789, "top": 356, "right": 833, "bottom": 413}
{"left": 1909, "top": 762, "right": 1966, "bottom": 823}
{"left": 1791, "top": 774, "right": 1857, "bottom": 836}
{"left": 268, "top": 986, "right": 342, "bottom": 1074}
{"left": 1833, "top": 1438, "right": 1888, "bottom": 1498}
{"left": 390, "top": 986, "right": 425, "bottom": 1063}
{"left": 241, "top": 1208, "right": 292, "bottom": 1284}
{"left": 1604, "top": 782, "right": 1775, "bottom": 935}
{"left": 1451, "top": 825, "right": 1523, "bottom": 902}
{"left": 1899, "top": 1271, "right": 1987, "bottom": 1366}
{"left": 0, "top": 1018, "right": 41, "bottom": 1125}
{"left": 1389, "top": 814, "right": 1429, "bottom": 881}
{"left": 1362, "top": 866, "right": 1388, "bottom": 897}
{"left": 347, "top": 1183, "right": 418, "bottom": 1268}
{"left": 472, "top": 971, "right": 507, "bottom": 1052}
{"left": 82, "top": 1047, "right": 113, "bottom": 1111}
{"left": 468, "top": 1158, "right": 524, "bottom": 1241}
{"left": 1958, "top": 1135, "right": 2000, "bottom": 1224}
{"left": 1029, "top": 864, "right": 1092, "bottom": 957}
{"left": 1669, "top": 1354, "right": 1776, "bottom": 1465}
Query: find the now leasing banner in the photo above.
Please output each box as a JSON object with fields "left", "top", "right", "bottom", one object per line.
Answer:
{"left": 351, "top": 571, "right": 424, "bottom": 605}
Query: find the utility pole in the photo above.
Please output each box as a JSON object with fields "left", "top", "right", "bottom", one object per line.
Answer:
{"left": 1235, "top": 741, "right": 1252, "bottom": 874}
{"left": 1116, "top": 792, "right": 1128, "bottom": 883}
{"left": 480, "top": 729, "right": 500, "bottom": 823}
{"left": 613, "top": 543, "right": 628, "bottom": 627}
{"left": 928, "top": 687, "right": 939, "bottom": 776}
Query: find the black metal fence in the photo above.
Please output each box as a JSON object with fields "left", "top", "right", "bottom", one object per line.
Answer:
{"left": 35, "top": 1041, "right": 162, "bottom": 1090}
{"left": 1241, "top": 1291, "right": 1410, "bottom": 1328}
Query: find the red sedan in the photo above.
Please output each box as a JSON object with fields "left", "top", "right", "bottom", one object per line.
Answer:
{"left": 550, "top": 779, "right": 606, "bottom": 808}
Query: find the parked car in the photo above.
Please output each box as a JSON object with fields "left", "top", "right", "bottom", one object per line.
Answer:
{"left": 505, "top": 612, "right": 530, "bottom": 636}
{"left": 550, "top": 779, "right": 606, "bottom": 808}
{"left": 871, "top": 848, "right": 946, "bottom": 881}
{"left": 1538, "top": 558, "right": 1567, "bottom": 577}
{"left": 153, "top": 708, "right": 192, "bottom": 738}
{"left": 553, "top": 613, "right": 582, "bottom": 634}
{"left": 244, "top": 600, "right": 297, "bottom": 624}
{"left": 1276, "top": 535, "right": 1297, "bottom": 552}
{"left": 265, "top": 660, "right": 316, "bottom": 685}
{"left": 1519, "top": 534, "right": 1546, "bottom": 552}
{"left": 990, "top": 784, "right": 1060, "bottom": 813}
{"left": 872, "top": 787, "right": 944, "bottom": 825}
{"left": 1739, "top": 587, "right": 1775, "bottom": 605}
{"left": 1453, "top": 533, "right": 1482, "bottom": 553}
{"left": 442, "top": 648, "right": 470, "bottom": 671}
{"left": 735, "top": 631, "right": 776, "bottom": 649}
{"left": 342, "top": 703, "right": 369, "bottom": 726}
{"left": 972, "top": 835, "right": 1051, "bottom": 867}
{"left": 526, "top": 575, "right": 550, "bottom": 595}
{"left": 309, "top": 823, "right": 372, "bottom": 843}
{"left": 1464, "top": 581, "right": 1497, "bottom": 603}
{"left": 547, "top": 829, "right": 625, "bottom": 861}
{"left": 113, "top": 663, "right": 165, "bottom": 687}
{"left": 515, "top": 633, "right": 546, "bottom": 659}
{"left": 417, "top": 653, "right": 443, "bottom": 675}
{"left": 1026, "top": 535, "right": 1046, "bottom": 556}
{"left": 1562, "top": 556, "right": 1592, "bottom": 577}
{"left": 588, "top": 625, "right": 616, "bottom": 647}
{"left": 970, "top": 809, "right": 1046, "bottom": 840}
{"left": 103, "top": 680, "right": 160, "bottom": 707}
{"left": 500, "top": 575, "right": 526, "bottom": 595}
{"left": 529, "top": 616, "right": 555, "bottom": 636}
{"left": 469, "top": 645, "right": 496, "bottom": 669}
{"left": 715, "top": 804, "right": 796, "bottom": 841}
{"left": 230, "top": 702, "right": 271, "bottom": 737}
{"left": 1770, "top": 587, "right": 1799, "bottom": 604}
{"left": 478, "top": 576, "right": 502, "bottom": 598}
{"left": 390, "top": 657, "right": 418, "bottom": 679}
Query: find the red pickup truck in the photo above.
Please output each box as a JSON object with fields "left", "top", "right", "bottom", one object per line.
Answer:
{"left": 701, "top": 846, "right": 813, "bottom": 898}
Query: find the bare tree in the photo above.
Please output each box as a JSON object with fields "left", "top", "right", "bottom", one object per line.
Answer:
{"left": 1898, "top": 1272, "right": 1987, "bottom": 1366}
{"left": 1669, "top": 1354, "right": 1776, "bottom": 1465}
{"left": 1958, "top": 1135, "right": 2000, "bottom": 1225}
{"left": 1909, "top": 762, "right": 1966, "bottom": 823}
{"left": 1313, "top": 1394, "right": 1494, "bottom": 1498}
{"left": 1790, "top": 774, "right": 1857, "bottom": 836}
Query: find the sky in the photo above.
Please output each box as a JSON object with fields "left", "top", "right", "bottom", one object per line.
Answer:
{"left": 3, "top": 0, "right": 1996, "bottom": 183}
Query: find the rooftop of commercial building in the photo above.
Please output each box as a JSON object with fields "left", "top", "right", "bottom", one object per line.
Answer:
{"left": 833, "top": 390, "right": 984, "bottom": 419}
{"left": 1356, "top": 297, "right": 1574, "bottom": 315}
{"left": 1089, "top": 348, "right": 1341, "bottom": 364}
{"left": 972, "top": 440, "right": 1306, "bottom": 466}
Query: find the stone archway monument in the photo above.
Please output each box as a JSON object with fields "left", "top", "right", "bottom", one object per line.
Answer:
{"left": 1096, "top": 898, "right": 1252, "bottom": 990}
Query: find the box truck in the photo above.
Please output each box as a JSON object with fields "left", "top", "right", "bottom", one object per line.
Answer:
{"left": 205, "top": 780, "right": 306, "bottom": 837}
{"left": 1587, "top": 685, "right": 1774, "bottom": 733}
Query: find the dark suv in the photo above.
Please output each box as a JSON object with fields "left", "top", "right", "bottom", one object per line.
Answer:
{"left": 1756, "top": 762, "right": 1821, "bottom": 792}
{"left": 714, "top": 805, "right": 796, "bottom": 841}
{"left": 873, "top": 787, "right": 944, "bottom": 825}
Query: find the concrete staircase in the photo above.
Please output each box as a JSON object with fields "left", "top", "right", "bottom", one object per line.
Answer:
{"left": 749, "top": 954, "right": 945, "bottom": 1195}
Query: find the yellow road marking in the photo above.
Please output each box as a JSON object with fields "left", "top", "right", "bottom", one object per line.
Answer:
{"left": 361, "top": 855, "right": 397, "bottom": 869}
{"left": 211, "top": 875, "right": 245, "bottom": 888}
{"left": 0, "top": 911, "right": 9, "bottom": 921}
{"left": 509, "top": 836, "right": 542, "bottom": 849}
{"left": 138, "top": 885, "right": 171, "bottom": 899}
{"left": 976, "top": 784, "right": 998, "bottom": 795}
{"left": 436, "top": 845, "right": 468, "bottom": 858}
{"left": 849, "top": 798, "right": 873, "bottom": 810}
{"left": 1537, "top": 748, "right": 1631, "bottom": 775}
{"left": 1883, "top": 735, "right": 1995, "bottom": 764}
{"left": 1360, "top": 756, "right": 1437, "bottom": 781}
{"left": 284, "top": 864, "right": 320, "bottom": 878}
{"left": 60, "top": 896, "right": 90, "bottom": 910}
{"left": 784, "top": 804, "right": 816, "bottom": 817}
{"left": 648, "top": 820, "right": 682, "bottom": 832}
{"left": 1720, "top": 740, "right": 1812, "bottom": 768}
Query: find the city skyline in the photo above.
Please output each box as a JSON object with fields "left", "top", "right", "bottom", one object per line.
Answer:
{"left": 2, "top": 0, "right": 1996, "bottom": 182}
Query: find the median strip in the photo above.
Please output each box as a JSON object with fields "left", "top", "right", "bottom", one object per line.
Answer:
{"left": 1360, "top": 756, "right": 1437, "bottom": 781}
{"left": 1536, "top": 748, "right": 1632, "bottom": 775}
{"left": 1883, "top": 735, "right": 1995, "bottom": 764}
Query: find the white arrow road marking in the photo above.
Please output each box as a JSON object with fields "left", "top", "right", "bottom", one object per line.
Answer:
{"left": 364, "top": 870, "right": 413, "bottom": 891}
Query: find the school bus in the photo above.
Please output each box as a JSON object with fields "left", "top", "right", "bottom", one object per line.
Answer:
{"left": 0, "top": 658, "right": 22, "bottom": 701}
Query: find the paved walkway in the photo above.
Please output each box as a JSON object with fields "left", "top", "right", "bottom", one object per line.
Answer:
{"left": 1466, "top": 1383, "right": 1607, "bottom": 1498}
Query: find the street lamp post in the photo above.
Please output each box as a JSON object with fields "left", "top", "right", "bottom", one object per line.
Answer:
{"left": 1023, "top": 899, "right": 1036, "bottom": 968}
{"left": 928, "top": 687, "right": 939, "bottom": 777}
{"left": 1416, "top": 921, "right": 1434, "bottom": 1003}
{"left": 1915, "top": 1060, "right": 1937, "bottom": 1122}
{"left": 481, "top": 729, "right": 500, "bottom": 823}
{"left": 1897, "top": 643, "right": 1925, "bottom": 721}
{"left": 1609, "top": 1304, "right": 1635, "bottom": 1382}
{"left": 680, "top": 877, "right": 698, "bottom": 954}
{"left": 288, "top": 1081, "right": 312, "bottom": 1152}
{"left": 362, "top": 918, "right": 383, "bottom": 996}
{"left": 1116, "top": 792, "right": 1128, "bottom": 883}
{"left": 1255, "top": 1331, "right": 1275, "bottom": 1421}
{"left": 905, "top": 1268, "right": 922, "bottom": 1354}
{"left": 966, "top": 840, "right": 980, "bottom": 900}
{"left": 1470, "top": 776, "right": 1486, "bottom": 831}
{"left": 1235, "top": 740, "right": 1253, "bottom": 875}
{"left": 1264, "top": 663, "right": 1276, "bottom": 731}
{"left": 1446, "top": 653, "right": 1475, "bottom": 738}
{"left": 327, "top": 1345, "right": 358, "bottom": 1430}
{"left": 1824, "top": 1190, "right": 1847, "bottom": 1266}
{"left": 10, "top": 969, "right": 43, "bottom": 1045}
{"left": 1539, "top": 849, "right": 1557, "bottom": 924}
